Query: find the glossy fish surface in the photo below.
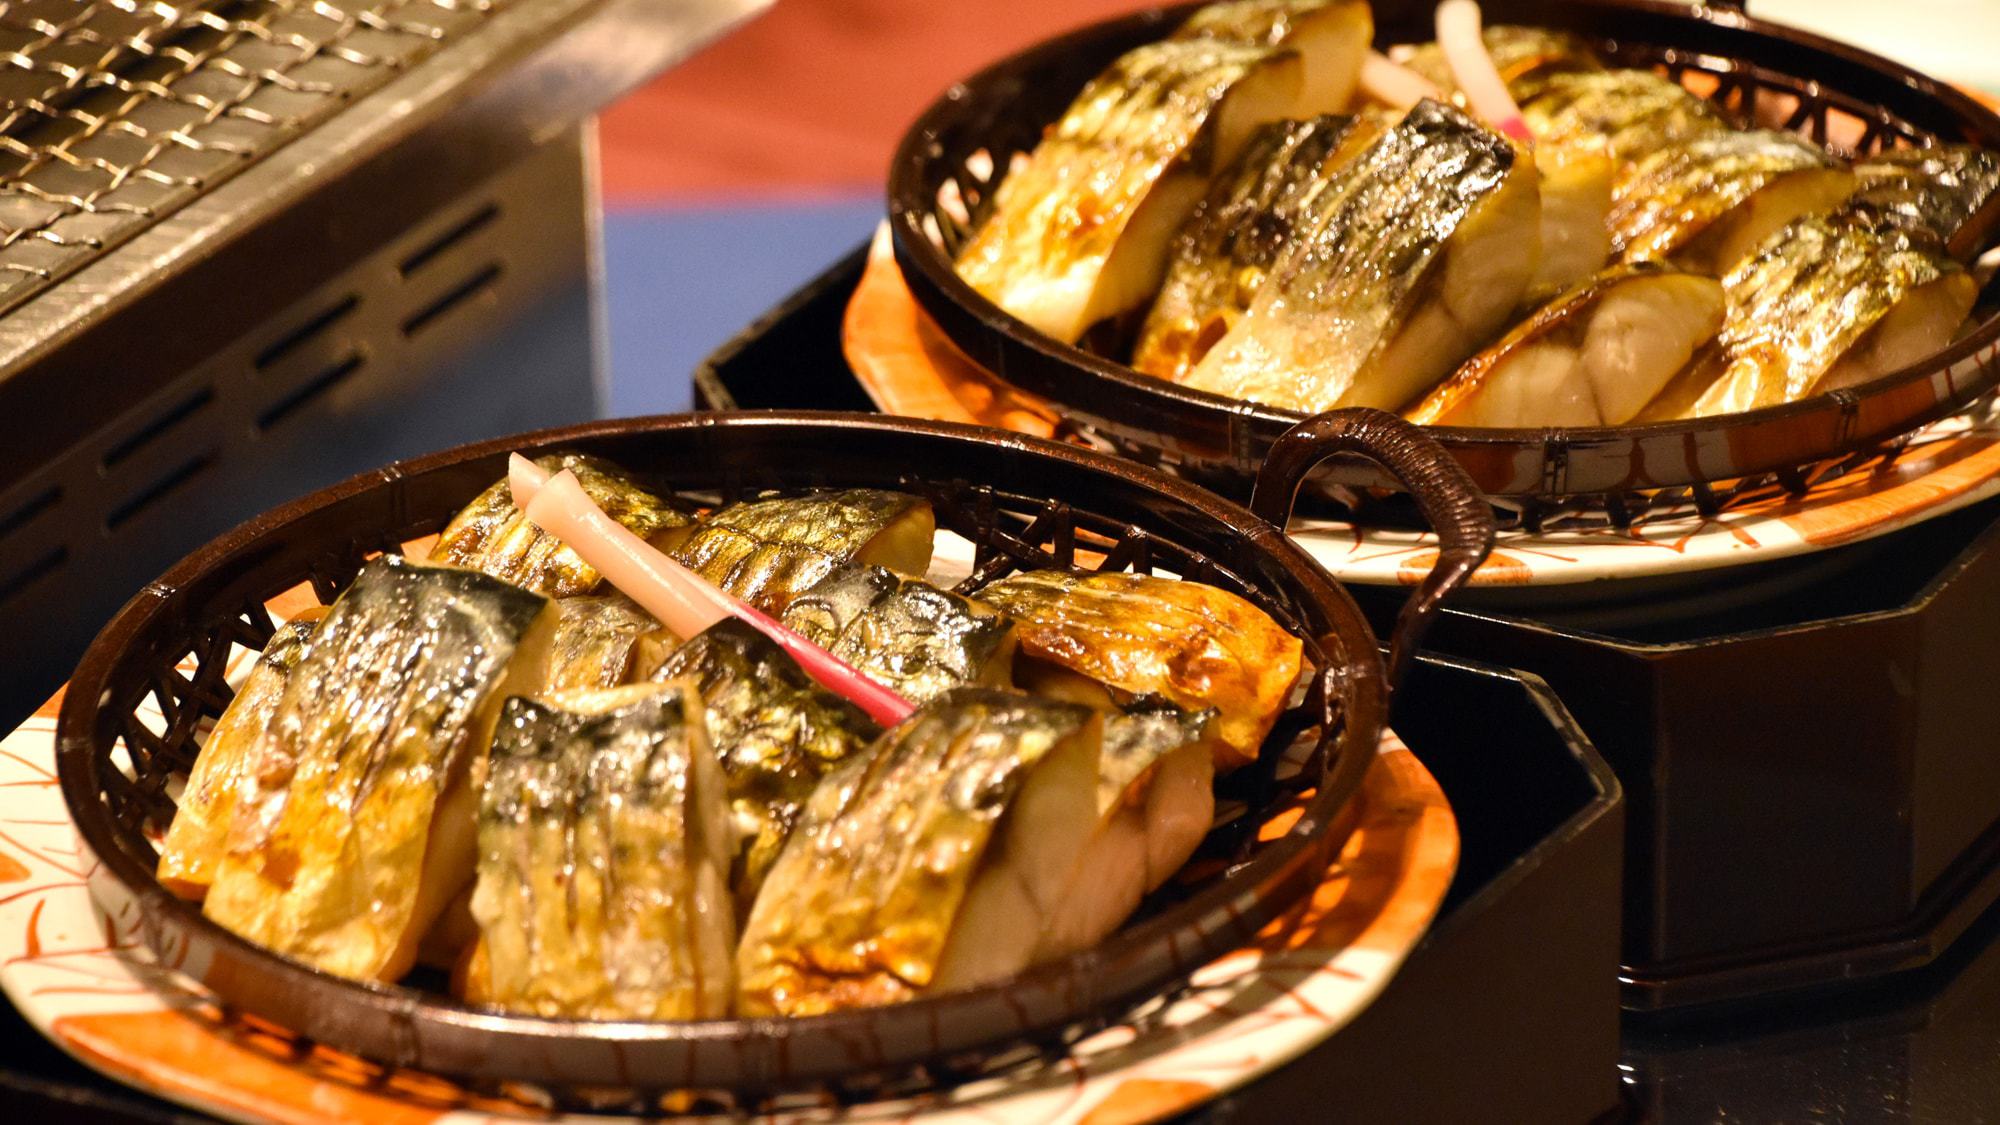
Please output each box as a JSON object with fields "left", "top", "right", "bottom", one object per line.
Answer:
{"left": 978, "top": 568, "right": 1302, "bottom": 769}
{"left": 202, "top": 555, "right": 556, "bottom": 983}
{"left": 1608, "top": 128, "right": 1852, "bottom": 272}
{"left": 780, "top": 564, "right": 1018, "bottom": 704}
{"left": 1175, "top": 0, "right": 1372, "bottom": 114}
{"left": 1650, "top": 209, "right": 1978, "bottom": 418}
{"left": 1182, "top": 99, "right": 1540, "bottom": 414}
{"left": 672, "top": 489, "right": 935, "bottom": 613}
{"left": 1408, "top": 263, "right": 1725, "bottom": 427}
{"left": 955, "top": 38, "right": 1304, "bottom": 343}
{"left": 1132, "top": 114, "right": 1377, "bottom": 380}
{"left": 1523, "top": 68, "right": 1727, "bottom": 165}
{"left": 1401, "top": 24, "right": 1601, "bottom": 103}
{"left": 463, "top": 683, "right": 735, "bottom": 1020}
{"left": 430, "top": 454, "right": 691, "bottom": 599}
{"left": 546, "top": 594, "right": 658, "bottom": 692}
{"left": 736, "top": 688, "right": 1101, "bottom": 1015}
{"left": 158, "top": 611, "right": 324, "bottom": 900}
{"left": 1852, "top": 144, "right": 2000, "bottom": 259}
{"left": 649, "top": 619, "right": 878, "bottom": 913}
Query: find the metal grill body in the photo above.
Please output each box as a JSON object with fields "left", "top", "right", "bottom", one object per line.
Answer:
{"left": 0, "top": 0, "right": 767, "bottom": 724}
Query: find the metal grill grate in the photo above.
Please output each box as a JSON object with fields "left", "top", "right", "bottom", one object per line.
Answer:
{"left": 0, "top": 0, "right": 504, "bottom": 314}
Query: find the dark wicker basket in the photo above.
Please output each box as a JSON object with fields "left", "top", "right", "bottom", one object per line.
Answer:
{"left": 54, "top": 410, "right": 1489, "bottom": 1105}
{"left": 888, "top": 0, "right": 2000, "bottom": 515}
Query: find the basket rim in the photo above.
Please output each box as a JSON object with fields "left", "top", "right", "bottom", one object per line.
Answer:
{"left": 885, "top": 0, "right": 2000, "bottom": 499}
{"left": 53, "top": 410, "right": 1388, "bottom": 1091}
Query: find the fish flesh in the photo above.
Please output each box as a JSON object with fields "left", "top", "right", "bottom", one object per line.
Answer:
{"left": 954, "top": 39, "right": 1305, "bottom": 343}
{"left": 430, "top": 454, "right": 691, "bottom": 599}
{"left": 203, "top": 555, "right": 556, "bottom": 982}
{"left": 1528, "top": 144, "right": 1615, "bottom": 301}
{"left": 1522, "top": 69, "right": 1728, "bottom": 166}
{"left": 1183, "top": 99, "right": 1541, "bottom": 413}
{"left": 1608, "top": 128, "right": 1854, "bottom": 273}
{"left": 1408, "top": 264, "right": 1725, "bottom": 427}
{"left": 1175, "top": 0, "right": 1373, "bottom": 116}
{"left": 157, "top": 611, "right": 325, "bottom": 900}
{"left": 648, "top": 618, "right": 878, "bottom": 914}
{"left": 1035, "top": 704, "right": 1218, "bottom": 960}
{"left": 977, "top": 568, "right": 1302, "bottom": 769}
{"left": 460, "top": 683, "right": 735, "bottom": 1020}
{"left": 1643, "top": 209, "right": 1978, "bottom": 419}
{"left": 1132, "top": 114, "right": 1379, "bottom": 381}
{"left": 780, "top": 564, "right": 1017, "bottom": 704}
{"left": 672, "top": 489, "right": 935, "bottom": 614}
{"left": 1400, "top": 24, "right": 1602, "bottom": 105}
{"left": 1852, "top": 144, "right": 2000, "bottom": 260}
{"left": 546, "top": 594, "right": 658, "bottom": 692}
{"left": 737, "top": 688, "right": 1103, "bottom": 1015}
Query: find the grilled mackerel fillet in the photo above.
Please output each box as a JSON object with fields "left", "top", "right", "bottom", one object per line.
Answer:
{"left": 203, "top": 555, "right": 556, "bottom": 982}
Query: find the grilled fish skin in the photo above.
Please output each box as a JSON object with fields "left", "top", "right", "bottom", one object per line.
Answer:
{"left": 430, "top": 454, "right": 691, "bottom": 599}
{"left": 203, "top": 555, "right": 556, "bottom": 983}
{"left": 1852, "top": 145, "right": 2000, "bottom": 260}
{"left": 780, "top": 564, "right": 1018, "bottom": 704}
{"left": 1608, "top": 128, "right": 1854, "bottom": 273}
{"left": 462, "top": 683, "right": 735, "bottom": 1020}
{"left": 736, "top": 688, "right": 1102, "bottom": 1015}
{"left": 1184, "top": 99, "right": 1541, "bottom": 413}
{"left": 1175, "top": 0, "right": 1372, "bottom": 116}
{"left": 978, "top": 569, "right": 1302, "bottom": 770}
{"left": 158, "top": 610, "right": 325, "bottom": 900}
{"left": 546, "top": 594, "right": 658, "bottom": 692}
{"left": 1400, "top": 24, "right": 1602, "bottom": 105}
{"left": 954, "top": 39, "right": 1305, "bottom": 344}
{"left": 1132, "top": 114, "right": 1379, "bottom": 381}
{"left": 1644, "top": 209, "right": 1978, "bottom": 419}
{"left": 648, "top": 619, "right": 878, "bottom": 915}
{"left": 1522, "top": 69, "right": 1729, "bottom": 166}
{"left": 672, "top": 489, "right": 935, "bottom": 614}
{"left": 1408, "top": 264, "right": 1725, "bottom": 427}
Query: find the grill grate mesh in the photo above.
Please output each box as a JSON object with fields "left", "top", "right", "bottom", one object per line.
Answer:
{"left": 0, "top": 0, "right": 504, "bottom": 314}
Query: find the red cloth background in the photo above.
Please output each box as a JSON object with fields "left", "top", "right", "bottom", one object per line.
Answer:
{"left": 598, "top": 0, "right": 1145, "bottom": 202}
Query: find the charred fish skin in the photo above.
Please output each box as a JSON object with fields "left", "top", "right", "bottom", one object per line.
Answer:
{"left": 1668, "top": 209, "right": 1976, "bottom": 418}
{"left": 1607, "top": 128, "right": 1851, "bottom": 271}
{"left": 546, "top": 594, "right": 658, "bottom": 692}
{"left": 977, "top": 568, "right": 1302, "bottom": 770}
{"left": 649, "top": 618, "right": 878, "bottom": 915}
{"left": 672, "top": 489, "right": 935, "bottom": 614}
{"left": 202, "top": 554, "right": 556, "bottom": 983}
{"left": 430, "top": 453, "right": 691, "bottom": 599}
{"left": 954, "top": 37, "right": 1303, "bottom": 344}
{"left": 1184, "top": 98, "right": 1538, "bottom": 413}
{"left": 780, "top": 564, "right": 1018, "bottom": 704}
{"left": 736, "top": 687, "right": 1100, "bottom": 1016}
{"left": 1133, "top": 114, "right": 1376, "bottom": 380}
{"left": 157, "top": 612, "right": 323, "bottom": 900}
{"left": 1408, "top": 262, "right": 1725, "bottom": 427}
{"left": 1852, "top": 145, "right": 2000, "bottom": 260}
{"left": 465, "top": 683, "right": 735, "bottom": 1021}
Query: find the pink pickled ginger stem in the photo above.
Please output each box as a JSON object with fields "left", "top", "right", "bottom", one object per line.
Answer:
{"left": 1360, "top": 50, "right": 1441, "bottom": 108}
{"left": 520, "top": 468, "right": 917, "bottom": 727}
{"left": 1436, "top": 0, "right": 1532, "bottom": 142}
{"left": 508, "top": 452, "right": 549, "bottom": 508}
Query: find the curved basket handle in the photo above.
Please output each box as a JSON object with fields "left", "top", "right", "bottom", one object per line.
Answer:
{"left": 1249, "top": 408, "right": 1495, "bottom": 690}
